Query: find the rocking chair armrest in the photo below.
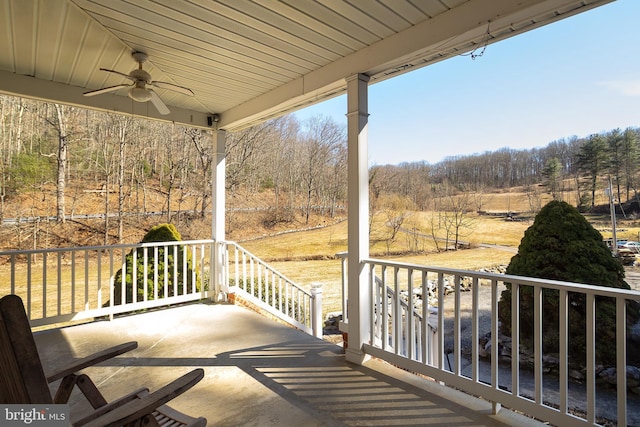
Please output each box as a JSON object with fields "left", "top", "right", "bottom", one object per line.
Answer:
{"left": 69, "top": 387, "right": 149, "bottom": 423}
{"left": 74, "top": 368, "right": 205, "bottom": 427}
{"left": 46, "top": 341, "right": 138, "bottom": 383}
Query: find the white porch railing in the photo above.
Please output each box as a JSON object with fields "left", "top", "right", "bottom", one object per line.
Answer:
{"left": 0, "top": 240, "right": 321, "bottom": 336}
{"left": 220, "top": 241, "right": 321, "bottom": 337}
{"left": 0, "top": 240, "right": 217, "bottom": 327}
{"left": 338, "top": 254, "right": 640, "bottom": 427}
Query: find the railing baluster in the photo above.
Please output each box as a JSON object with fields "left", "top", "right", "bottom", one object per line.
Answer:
{"left": 421, "top": 270, "right": 428, "bottom": 365}
{"left": 191, "top": 244, "right": 197, "bottom": 294}
{"left": 303, "top": 289, "right": 307, "bottom": 325}
{"left": 454, "top": 274, "right": 460, "bottom": 375}
{"left": 57, "top": 252, "right": 62, "bottom": 316}
{"left": 27, "top": 254, "right": 32, "bottom": 318}
{"left": 241, "top": 249, "right": 246, "bottom": 292}
{"left": 271, "top": 267, "right": 275, "bottom": 308}
{"left": 172, "top": 245, "right": 178, "bottom": 297}
{"left": 534, "top": 284, "right": 542, "bottom": 405}
{"left": 123, "top": 248, "right": 129, "bottom": 305}
{"left": 97, "top": 250, "right": 102, "bottom": 308}
{"left": 369, "top": 263, "right": 376, "bottom": 346}
{"left": 491, "top": 279, "right": 500, "bottom": 414}
{"left": 109, "top": 248, "right": 114, "bottom": 320}
{"left": 287, "top": 278, "right": 291, "bottom": 316}
{"left": 71, "top": 251, "right": 76, "bottom": 313}
{"left": 297, "top": 283, "right": 302, "bottom": 322}
{"left": 394, "top": 266, "right": 401, "bottom": 355}
{"left": 200, "top": 244, "right": 205, "bottom": 296}
{"left": 586, "top": 293, "right": 596, "bottom": 424}
{"left": 381, "top": 265, "right": 389, "bottom": 351}
{"left": 151, "top": 246, "right": 157, "bottom": 300}
{"left": 140, "top": 246, "right": 146, "bottom": 302}
{"left": 291, "top": 287, "right": 296, "bottom": 320}
{"left": 83, "top": 249, "right": 89, "bottom": 311}
{"left": 182, "top": 245, "right": 187, "bottom": 295}
{"left": 341, "top": 255, "right": 348, "bottom": 325}
{"left": 42, "top": 252, "right": 47, "bottom": 318}
{"left": 437, "top": 272, "right": 444, "bottom": 371}
{"left": 10, "top": 254, "right": 16, "bottom": 295}
{"left": 616, "top": 296, "right": 627, "bottom": 427}
{"left": 409, "top": 268, "right": 416, "bottom": 360}
{"left": 163, "top": 245, "right": 169, "bottom": 298}
{"left": 471, "top": 276, "right": 479, "bottom": 382}
{"left": 559, "top": 288, "right": 568, "bottom": 414}
{"left": 511, "top": 282, "right": 520, "bottom": 397}
{"left": 250, "top": 257, "right": 254, "bottom": 296}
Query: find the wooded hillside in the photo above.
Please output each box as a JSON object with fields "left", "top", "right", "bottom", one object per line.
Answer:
{"left": 1, "top": 94, "right": 638, "bottom": 250}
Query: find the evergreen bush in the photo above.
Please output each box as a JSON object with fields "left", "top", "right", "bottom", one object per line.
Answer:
{"left": 498, "top": 200, "right": 640, "bottom": 367}
{"left": 111, "top": 223, "right": 202, "bottom": 305}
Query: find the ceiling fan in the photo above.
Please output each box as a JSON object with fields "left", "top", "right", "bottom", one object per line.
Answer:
{"left": 83, "top": 51, "right": 194, "bottom": 115}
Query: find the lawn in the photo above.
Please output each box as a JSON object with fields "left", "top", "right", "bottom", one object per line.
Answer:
{"left": 242, "top": 211, "right": 529, "bottom": 315}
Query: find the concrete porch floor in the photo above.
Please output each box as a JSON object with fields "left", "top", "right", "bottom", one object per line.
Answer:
{"left": 34, "top": 302, "right": 548, "bottom": 427}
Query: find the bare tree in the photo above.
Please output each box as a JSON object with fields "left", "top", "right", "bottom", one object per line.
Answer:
{"left": 226, "top": 121, "right": 276, "bottom": 191}
{"left": 45, "top": 104, "right": 75, "bottom": 223}
{"left": 186, "top": 128, "right": 212, "bottom": 218}
{"left": 524, "top": 184, "right": 542, "bottom": 214}
{"left": 261, "top": 116, "right": 300, "bottom": 225}
{"left": 426, "top": 210, "right": 443, "bottom": 252}
{"left": 378, "top": 193, "right": 414, "bottom": 255}
{"left": 439, "top": 184, "right": 476, "bottom": 249}
{"left": 299, "top": 116, "right": 346, "bottom": 224}
{"left": 114, "top": 116, "right": 132, "bottom": 242}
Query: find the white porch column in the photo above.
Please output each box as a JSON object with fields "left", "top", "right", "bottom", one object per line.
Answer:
{"left": 345, "top": 73, "right": 371, "bottom": 365}
{"left": 211, "top": 130, "right": 227, "bottom": 300}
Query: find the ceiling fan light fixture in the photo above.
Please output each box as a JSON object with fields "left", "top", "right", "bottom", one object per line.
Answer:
{"left": 129, "top": 86, "right": 152, "bottom": 102}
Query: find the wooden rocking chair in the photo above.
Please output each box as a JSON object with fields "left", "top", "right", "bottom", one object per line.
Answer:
{"left": 0, "top": 294, "right": 207, "bottom": 427}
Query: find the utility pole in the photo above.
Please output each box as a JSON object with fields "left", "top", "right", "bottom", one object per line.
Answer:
{"left": 606, "top": 178, "right": 617, "bottom": 256}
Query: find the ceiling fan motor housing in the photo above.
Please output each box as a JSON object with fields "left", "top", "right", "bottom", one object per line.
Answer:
{"left": 130, "top": 68, "right": 151, "bottom": 83}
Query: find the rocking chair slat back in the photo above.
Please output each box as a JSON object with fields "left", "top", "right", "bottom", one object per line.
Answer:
{"left": 0, "top": 294, "right": 52, "bottom": 404}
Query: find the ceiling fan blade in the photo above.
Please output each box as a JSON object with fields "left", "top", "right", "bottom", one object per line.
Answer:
{"left": 150, "top": 81, "right": 194, "bottom": 97}
{"left": 99, "top": 68, "right": 135, "bottom": 81}
{"left": 148, "top": 89, "right": 170, "bottom": 115}
{"left": 83, "top": 84, "right": 131, "bottom": 96}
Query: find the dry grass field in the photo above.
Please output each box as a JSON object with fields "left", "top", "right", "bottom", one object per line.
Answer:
{"left": 245, "top": 212, "right": 528, "bottom": 314}
{"left": 241, "top": 190, "right": 640, "bottom": 315}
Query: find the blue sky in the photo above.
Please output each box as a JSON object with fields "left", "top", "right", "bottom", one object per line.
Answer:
{"left": 294, "top": 0, "right": 640, "bottom": 166}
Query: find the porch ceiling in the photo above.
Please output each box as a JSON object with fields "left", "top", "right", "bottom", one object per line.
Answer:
{"left": 0, "top": 0, "right": 611, "bottom": 131}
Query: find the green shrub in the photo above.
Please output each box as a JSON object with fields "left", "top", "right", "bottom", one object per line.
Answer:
{"left": 111, "top": 224, "right": 202, "bottom": 305}
{"left": 498, "top": 200, "right": 639, "bottom": 367}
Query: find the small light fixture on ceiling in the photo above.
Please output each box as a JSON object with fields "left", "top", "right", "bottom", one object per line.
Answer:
{"left": 128, "top": 86, "right": 152, "bottom": 102}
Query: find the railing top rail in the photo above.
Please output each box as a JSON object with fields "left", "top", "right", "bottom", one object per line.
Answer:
{"left": 363, "top": 257, "right": 640, "bottom": 299}
{"left": 0, "top": 239, "right": 216, "bottom": 257}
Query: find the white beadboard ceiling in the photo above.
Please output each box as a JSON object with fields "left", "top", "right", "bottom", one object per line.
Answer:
{"left": 0, "top": 0, "right": 612, "bottom": 131}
